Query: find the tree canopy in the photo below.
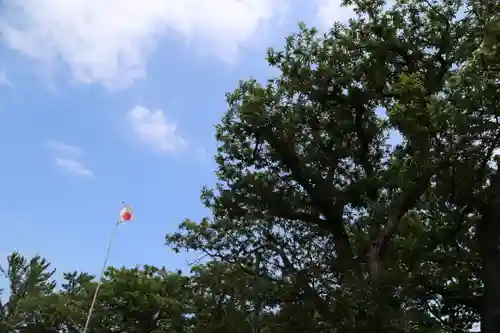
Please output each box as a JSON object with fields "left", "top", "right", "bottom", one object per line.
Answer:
{"left": 1, "top": 0, "right": 499, "bottom": 332}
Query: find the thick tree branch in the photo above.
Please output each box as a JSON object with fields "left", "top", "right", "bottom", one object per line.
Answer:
{"left": 353, "top": 105, "right": 375, "bottom": 180}
{"left": 417, "top": 277, "right": 480, "bottom": 311}
{"left": 270, "top": 207, "right": 328, "bottom": 227}
{"left": 368, "top": 167, "right": 433, "bottom": 276}
{"left": 258, "top": 126, "right": 355, "bottom": 266}
{"left": 263, "top": 230, "right": 342, "bottom": 323}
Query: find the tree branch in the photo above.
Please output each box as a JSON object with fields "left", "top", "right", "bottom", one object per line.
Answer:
{"left": 368, "top": 167, "right": 433, "bottom": 276}
{"left": 263, "top": 230, "right": 342, "bottom": 323}
{"left": 258, "top": 126, "right": 354, "bottom": 267}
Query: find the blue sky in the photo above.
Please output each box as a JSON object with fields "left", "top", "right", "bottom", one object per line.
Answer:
{"left": 0, "top": 0, "right": 353, "bottom": 284}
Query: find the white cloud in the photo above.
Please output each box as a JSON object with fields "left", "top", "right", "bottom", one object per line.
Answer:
{"left": 55, "top": 157, "right": 94, "bottom": 178}
{"left": 1, "top": 0, "right": 286, "bottom": 88}
{"left": 127, "top": 105, "right": 185, "bottom": 153}
{"left": 316, "top": 0, "right": 355, "bottom": 29}
{"left": 44, "top": 140, "right": 93, "bottom": 178}
{"left": 43, "top": 140, "right": 83, "bottom": 157}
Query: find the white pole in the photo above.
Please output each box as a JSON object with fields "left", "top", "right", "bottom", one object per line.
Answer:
{"left": 82, "top": 221, "right": 120, "bottom": 333}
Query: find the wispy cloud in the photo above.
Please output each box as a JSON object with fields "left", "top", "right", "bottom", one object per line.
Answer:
{"left": 44, "top": 140, "right": 93, "bottom": 178}
{"left": 55, "top": 157, "right": 94, "bottom": 178}
{"left": 0, "top": 71, "right": 11, "bottom": 86}
{"left": 126, "top": 106, "right": 185, "bottom": 154}
{"left": 43, "top": 140, "right": 82, "bottom": 157}
{"left": 1, "top": 0, "right": 286, "bottom": 88}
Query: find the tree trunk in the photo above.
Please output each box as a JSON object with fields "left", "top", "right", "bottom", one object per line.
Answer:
{"left": 478, "top": 198, "right": 500, "bottom": 333}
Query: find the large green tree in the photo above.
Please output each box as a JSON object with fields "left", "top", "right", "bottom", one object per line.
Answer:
{"left": 167, "top": 0, "right": 499, "bottom": 332}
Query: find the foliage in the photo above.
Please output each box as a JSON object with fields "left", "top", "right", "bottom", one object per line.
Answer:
{"left": 1, "top": 0, "right": 499, "bottom": 332}
{"left": 166, "top": 0, "right": 499, "bottom": 332}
